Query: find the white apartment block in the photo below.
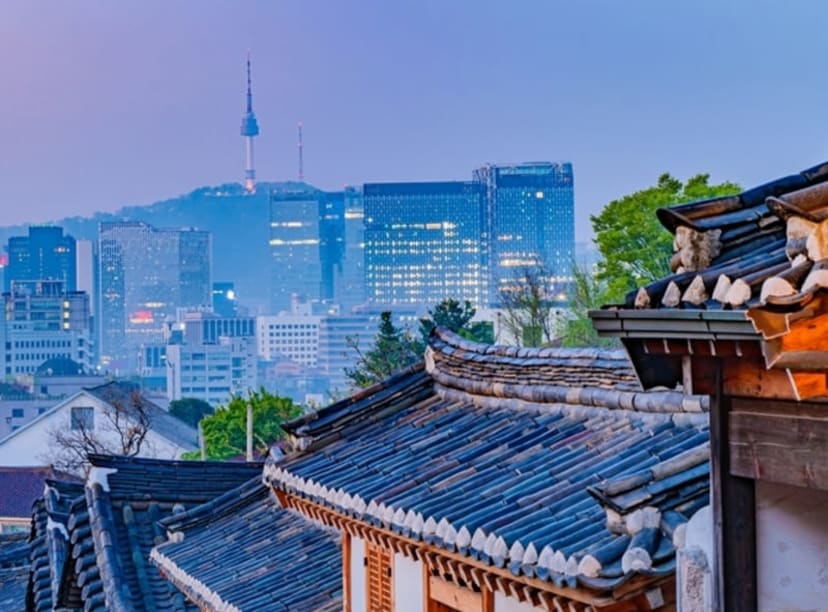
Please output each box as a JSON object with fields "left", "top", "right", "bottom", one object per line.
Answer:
{"left": 256, "top": 315, "right": 321, "bottom": 366}
{"left": 165, "top": 336, "right": 257, "bottom": 406}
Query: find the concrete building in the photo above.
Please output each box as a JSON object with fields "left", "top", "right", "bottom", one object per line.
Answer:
{"left": 1, "top": 280, "right": 93, "bottom": 378}
{"left": 256, "top": 314, "right": 321, "bottom": 366}
{"left": 165, "top": 337, "right": 256, "bottom": 406}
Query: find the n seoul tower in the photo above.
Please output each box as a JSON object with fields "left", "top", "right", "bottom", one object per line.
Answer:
{"left": 240, "top": 53, "right": 260, "bottom": 193}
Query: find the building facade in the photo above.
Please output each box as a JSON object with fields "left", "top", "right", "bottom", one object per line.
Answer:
{"left": 97, "top": 222, "right": 211, "bottom": 369}
{"left": 1, "top": 280, "right": 93, "bottom": 378}
{"left": 165, "top": 336, "right": 256, "bottom": 406}
{"left": 5, "top": 226, "right": 77, "bottom": 292}
{"left": 269, "top": 190, "right": 323, "bottom": 313}
{"left": 475, "top": 162, "right": 575, "bottom": 301}
{"left": 256, "top": 314, "right": 321, "bottom": 366}
{"left": 363, "top": 181, "right": 488, "bottom": 308}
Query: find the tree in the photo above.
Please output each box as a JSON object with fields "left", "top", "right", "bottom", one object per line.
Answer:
{"left": 183, "top": 388, "right": 302, "bottom": 460}
{"left": 498, "top": 264, "right": 557, "bottom": 347}
{"left": 592, "top": 173, "right": 741, "bottom": 303}
{"left": 418, "top": 298, "right": 494, "bottom": 346}
{"left": 47, "top": 390, "right": 152, "bottom": 475}
{"left": 345, "top": 311, "right": 421, "bottom": 388}
{"left": 555, "top": 263, "right": 619, "bottom": 348}
{"left": 168, "top": 397, "right": 214, "bottom": 427}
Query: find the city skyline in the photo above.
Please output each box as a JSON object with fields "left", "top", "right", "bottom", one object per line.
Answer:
{"left": 3, "top": 1, "right": 828, "bottom": 241}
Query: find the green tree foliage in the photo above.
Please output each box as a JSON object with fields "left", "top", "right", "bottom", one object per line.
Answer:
{"left": 168, "top": 397, "right": 214, "bottom": 428}
{"left": 555, "top": 264, "right": 618, "bottom": 348}
{"left": 592, "top": 173, "right": 741, "bottom": 302}
{"left": 182, "top": 388, "right": 302, "bottom": 460}
{"left": 345, "top": 311, "right": 421, "bottom": 388}
{"left": 418, "top": 298, "right": 494, "bottom": 346}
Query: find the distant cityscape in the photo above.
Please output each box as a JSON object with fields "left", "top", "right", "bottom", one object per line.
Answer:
{"left": 0, "top": 58, "right": 576, "bottom": 436}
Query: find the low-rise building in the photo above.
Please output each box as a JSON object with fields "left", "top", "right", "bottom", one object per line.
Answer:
{"left": 0, "top": 381, "right": 197, "bottom": 471}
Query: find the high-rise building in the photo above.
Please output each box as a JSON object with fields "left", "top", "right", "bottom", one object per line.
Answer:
{"left": 475, "top": 162, "right": 575, "bottom": 300}
{"left": 1, "top": 280, "right": 93, "bottom": 377}
{"left": 318, "top": 191, "right": 345, "bottom": 303}
{"left": 363, "top": 181, "right": 488, "bottom": 308}
{"left": 98, "top": 222, "right": 211, "bottom": 368}
{"left": 269, "top": 190, "right": 323, "bottom": 313}
{"left": 338, "top": 187, "right": 366, "bottom": 312}
{"left": 5, "top": 226, "right": 77, "bottom": 292}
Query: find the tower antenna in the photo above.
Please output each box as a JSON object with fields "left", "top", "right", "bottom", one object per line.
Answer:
{"left": 297, "top": 121, "right": 304, "bottom": 182}
{"left": 240, "top": 51, "right": 260, "bottom": 193}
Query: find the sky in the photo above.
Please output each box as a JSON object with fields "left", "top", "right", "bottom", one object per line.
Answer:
{"left": 1, "top": 1, "right": 828, "bottom": 241}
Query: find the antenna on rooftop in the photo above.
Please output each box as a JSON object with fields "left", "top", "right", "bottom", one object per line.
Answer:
{"left": 297, "top": 121, "right": 304, "bottom": 182}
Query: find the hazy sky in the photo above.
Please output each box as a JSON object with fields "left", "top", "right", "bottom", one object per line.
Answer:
{"left": 1, "top": 1, "right": 827, "bottom": 240}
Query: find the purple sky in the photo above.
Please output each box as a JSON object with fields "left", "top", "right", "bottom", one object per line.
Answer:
{"left": 1, "top": 1, "right": 827, "bottom": 240}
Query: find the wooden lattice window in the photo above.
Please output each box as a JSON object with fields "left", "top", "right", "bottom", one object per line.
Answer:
{"left": 365, "top": 541, "right": 393, "bottom": 611}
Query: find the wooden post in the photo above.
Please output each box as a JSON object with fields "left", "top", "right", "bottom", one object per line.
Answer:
{"left": 246, "top": 402, "right": 253, "bottom": 461}
{"left": 709, "top": 360, "right": 757, "bottom": 611}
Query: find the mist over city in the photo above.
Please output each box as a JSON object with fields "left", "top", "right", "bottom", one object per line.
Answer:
{"left": 1, "top": 3, "right": 828, "bottom": 611}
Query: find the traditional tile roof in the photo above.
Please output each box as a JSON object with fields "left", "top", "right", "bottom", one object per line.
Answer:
{"left": 28, "top": 479, "right": 84, "bottom": 612}
{"left": 0, "top": 466, "right": 78, "bottom": 519}
{"left": 84, "top": 381, "right": 198, "bottom": 449}
{"left": 41, "top": 455, "right": 263, "bottom": 612}
{"left": 0, "top": 532, "right": 29, "bottom": 611}
{"left": 151, "top": 478, "right": 342, "bottom": 611}
{"left": 610, "top": 160, "right": 828, "bottom": 312}
{"left": 267, "top": 328, "right": 710, "bottom": 595}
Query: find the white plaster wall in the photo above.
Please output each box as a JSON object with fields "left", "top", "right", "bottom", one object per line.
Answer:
{"left": 394, "top": 553, "right": 423, "bottom": 612}
{"left": 756, "top": 481, "right": 828, "bottom": 612}
{"left": 494, "top": 591, "right": 543, "bottom": 612}
{"left": 351, "top": 536, "right": 366, "bottom": 612}
{"left": 0, "top": 393, "right": 188, "bottom": 469}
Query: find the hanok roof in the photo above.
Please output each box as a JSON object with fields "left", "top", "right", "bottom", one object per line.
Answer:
{"left": 591, "top": 160, "right": 828, "bottom": 389}
{"left": 43, "top": 455, "right": 262, "bottom": 611}
{"left": 28, "top": 479, "right": 84, "bottom": 612}
{"left": 0, "top": 466, "right": 78, "bottom": 519}
{"left": 84, "top": 381, "right": 198, "bottom": 449}
{"left": 617, "top": 160, "right": 828, "bottom": 312}
{"left": 0, "top": 532, "right": 29, "bottom": 611}
{"left": 266, "top": 328, "right": 709, "bottom": 599}
{"left": 151, "top": 477, "right": 342, "bottom": 611}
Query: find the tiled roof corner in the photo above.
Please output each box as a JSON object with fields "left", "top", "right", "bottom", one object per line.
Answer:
{"left": 617, "top": 160, "right": 828, "bottom": 313}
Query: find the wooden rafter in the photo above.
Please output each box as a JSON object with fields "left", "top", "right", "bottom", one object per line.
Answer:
{"left": 280, "top": 491, "right": 672, "bottom": 611}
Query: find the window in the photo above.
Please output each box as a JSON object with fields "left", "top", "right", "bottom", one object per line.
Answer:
{"left": 11, "top": 408, "right": 24, "bottom": 418}
{"left": 70, "top": 406, "right": 94, "bottom": 431}
{"left": 365, "top": 541, "right": 393, "bottom": 612}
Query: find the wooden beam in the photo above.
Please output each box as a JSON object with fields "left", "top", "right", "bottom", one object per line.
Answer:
{"left": 710, "top": 364, "right": 757, "bottom": 611}
{"left": 429, "top": 575, "right": 482, "bottom": 611}
{"left": 281, "top": 492, "right": 632, "bottom": 607}
{"left": 730, "top": 410, "right": 828, "bottom": 490}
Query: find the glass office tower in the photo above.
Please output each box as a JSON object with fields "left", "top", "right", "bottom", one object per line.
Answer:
{"left": 98, "top": 222, "right": 211, "bottom": 368}
{"left": 474, "top": 162, "right": 574, "bottom": 302}
{"left": 5, "top": 226, "right": 77, "bottom": 292}
{"left": 363, "top": 181, "right": 488, "bottom": 308}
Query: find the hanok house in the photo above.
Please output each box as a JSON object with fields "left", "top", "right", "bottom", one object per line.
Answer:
{"left": 246, "top": 328, "right": 710, "bottom": 612}
{"left": 25, "top": 455, "right": 263, "bottom": 611}
{"left": 591, "top": 160, "right": 828, "bottom": 611}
